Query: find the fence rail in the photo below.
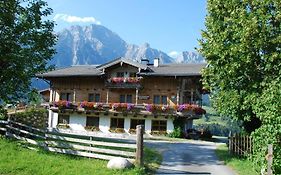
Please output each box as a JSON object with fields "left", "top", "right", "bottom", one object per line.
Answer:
{"left": 1, "top": 120, "right": 144, "bottom": 165}
{"left": 228, "top": 134, "right": 252, "bottom": 157}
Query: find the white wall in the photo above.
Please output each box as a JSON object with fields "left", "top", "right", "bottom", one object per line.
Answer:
{"left": 124, "top": 118, "right": 130, "bottom": 133}
{"left": 51, "top": 112, "right": 58, "bottom": 128}
{"left": 69, "top": 114, "right": 86, "bottom": 131}
{"left": 145, "top": 118, "right": 152, "bottom": 134}
{"left": 48, "top": 111, "right": 177, "bottom": 134}
{"left": 167, "top": 118, "right": 174, "bottom": 133}
{"left": 99, "top": 115, "right": 110, "bottom": 133}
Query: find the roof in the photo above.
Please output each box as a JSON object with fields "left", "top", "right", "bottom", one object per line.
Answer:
{"left": 139, "top": 63, "right": 206, "bottom": 76}
{"left": 37, "top": 58, "right": 206, "bottom": 78}
{"left": 37, "top": 65, "right": 103, "bottom": 78}
{"left": 97, "top": 57, "right": 148, "bottom": 70}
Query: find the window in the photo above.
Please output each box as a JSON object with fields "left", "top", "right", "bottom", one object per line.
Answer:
{"left": 153, "top": 95, "right": 167, "bottom": 105}
{"left": 110, "top": 118, "right": 124, "bottom": 129}
{"left": 86, "top": 116, "right": 99, "bottom": 127}
{"left": 120, "top": 94, "right": 133, "bottom": 103}
{"left": 120, "top": 95, "right": 126, "bottom": 103}
{"left": 161, "top": 95, "right": 168, "bottom": 105}
{"left": 60, "top": 93, "right": 73, "bottom": 101}
{"left": 117, "top": 72, "right": 124, "bottom": 77}
{"left": 152, "top": 120, "right": 167, "bottom": 131}
{"left": 88, "top": 93, "right": 100, "bottom": 102}
{"left": 130, "top": 119, "right": 145, "bottom": 129}
{"left": 58, "top": 115, "right": 69, "bottom": 124}
{"left": 126, "top": 95, "right": 132, "bottom": 103}
{"left": 153, "top": 95, "right": 160, "bottom": 104}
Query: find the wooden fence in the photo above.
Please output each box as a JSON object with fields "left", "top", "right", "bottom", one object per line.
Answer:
{"left": 228, "top": 134, "right": 253, "bottom": 157}
{"left": 0, "top": 120, "right": 144, "bottom": 166}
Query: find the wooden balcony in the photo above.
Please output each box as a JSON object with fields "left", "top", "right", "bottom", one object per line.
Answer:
{"left": 105, "top": 77, "right": 142, "bottom": 89}
{"left": 49, "top": 101, "right": 206, "bottom": 118}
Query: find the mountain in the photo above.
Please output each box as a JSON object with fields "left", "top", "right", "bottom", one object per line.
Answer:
{"left": 175, "top": 51, "right": 205, "bottom": 63}
{"left": 51, "top": 24, "right": 174, "bottom": 67}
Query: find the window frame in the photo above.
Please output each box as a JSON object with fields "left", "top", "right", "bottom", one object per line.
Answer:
{"left": 110, "top": 118, "right": 125, "bottom": 129}
{"left": 151, "top": 120, "right": 167, "bottom": 131}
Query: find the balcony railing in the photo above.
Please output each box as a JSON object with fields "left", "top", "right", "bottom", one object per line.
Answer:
{"left": 105, "top": 77, "right": 142, "bottom": 89}
{"left": 50, "top": 100, "right": 206, "bottom": 117}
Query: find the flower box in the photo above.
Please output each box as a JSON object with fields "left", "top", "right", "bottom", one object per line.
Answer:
{"left": 57, "top": 123, "right": 70, "bottom": 129}
{"left": 128, "top": 128, "right": 136, "bottom": 134}
{"left": 150, "top": 130, "right": 167, "bottom": 135}
{"left": 109, "top": 128, "right": 125, "bottom": 133}
{"left": 85, "top": 126, "right": 100, "bottom": 132}
{"left": 111, "top": 103, "right": 135, "bottom": 112}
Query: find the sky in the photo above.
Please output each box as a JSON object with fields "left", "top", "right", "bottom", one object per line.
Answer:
{"left": 45, "top": 0, "right": 207, "bottom": 57}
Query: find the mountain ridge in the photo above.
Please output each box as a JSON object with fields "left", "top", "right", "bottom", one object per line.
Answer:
{"left": 51, "top": 24, "right": 205, "bottom": 67}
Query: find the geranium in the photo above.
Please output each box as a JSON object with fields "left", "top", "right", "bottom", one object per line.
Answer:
{"left": 54, "top": 100, "right": 72, "bottom": 108}
{"left": 127, "top": 103, "right": 135, "bottom": 111}
{"left": 145, "top": 104, "right": 153, "bottom": 112}
{"left": 112, "top": 103, "right": 120, "bottom": 110}
{"left": 161, "top": 105, "right": 169, "bottom": 111}
{"left": 176, "top": 104, "right": 206, "bottom": 115}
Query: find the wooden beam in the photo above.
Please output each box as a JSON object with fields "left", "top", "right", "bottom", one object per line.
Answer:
{"left": 46, "top": 134, "right": 136, "bottom": 149}
{"left": 6, "top": 125, "right": 45, "bottom": 139}
{"left": 45, "top": 146, "right": 134, "bottom": 162}
{"left": 45, "top": 141, "right": 135, "bottom": 157}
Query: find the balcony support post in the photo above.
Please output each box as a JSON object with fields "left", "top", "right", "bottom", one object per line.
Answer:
{"left": 176, "top": 89, "right": 179, "bottom": 105}
{"left": 135, "top": 88, "right": 139, "bottom": 105}
{"left": 106, "top": 89, "right": 109, "bottom": 104}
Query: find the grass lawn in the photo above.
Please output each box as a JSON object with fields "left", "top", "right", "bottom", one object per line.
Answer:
{"left": 216, "top": 144, "right": 259, "bottom": 175}
{"left": 0, "top": 136, "right": 161, "bottom": 175}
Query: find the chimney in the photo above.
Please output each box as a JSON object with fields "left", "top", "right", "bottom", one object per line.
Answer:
{"left": 154, "top": 58, "right": 159, "bottom": 67}
{"left": 141, "top": 58, "right": 149, "bottom": 65}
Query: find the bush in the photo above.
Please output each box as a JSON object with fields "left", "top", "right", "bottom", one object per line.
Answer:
{"left": 0, "top": 107, "right": 7, "bottom": 120}
{"left": 10, "top": 108, "right": 48, "bottom": 128}
{"left": 168, "top": 127, "right": 183, "bottom": 138}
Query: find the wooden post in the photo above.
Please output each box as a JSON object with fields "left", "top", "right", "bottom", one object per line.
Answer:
{"left": 106, "top": 89, "right": 109, "bottom": 104}
{"left": 135, "top": 88, "right": 138, "bottom": 105}
{"left": 228, "top": 131, "right": 232, "bottom": 154}
{"left": 136, "top": 125, "right": 144, "bottom": 167}
{"left": 267, "top": 144, "right": 273, "bottom": 175}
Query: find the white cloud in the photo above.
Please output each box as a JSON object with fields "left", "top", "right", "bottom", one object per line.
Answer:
{"left": 54, "top": 14, "right": 101, "bottom": 24}
{"left": 168, "top": 51, "right": 180, "bottom": 58}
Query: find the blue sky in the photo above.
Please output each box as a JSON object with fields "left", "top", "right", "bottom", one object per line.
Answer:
{"left": 46, "top": 0, "right": 207, "bottom": 57}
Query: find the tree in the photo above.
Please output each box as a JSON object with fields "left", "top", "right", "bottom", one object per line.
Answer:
{"left": 199, "top": 0, "right": 280, "bottom": 172}
{"left": 199, "top": 0, "right": 280, "bottom": 131}
{"left": 0, "top": 0, "right": 56, "bottom": 104}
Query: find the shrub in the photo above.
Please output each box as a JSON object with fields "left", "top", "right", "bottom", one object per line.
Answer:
{"left": 10, "top": 108, "right": 48, "bottom": 128}
{"left": 168, "top": 127, "right": 183, "bottom": 138}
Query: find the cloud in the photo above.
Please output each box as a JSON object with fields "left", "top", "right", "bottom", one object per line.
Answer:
{"left": 54, "top": 14, "right": 101, "bottom": 24}
{"left": 168, "top": 51, "right": 180, "bottom": 58}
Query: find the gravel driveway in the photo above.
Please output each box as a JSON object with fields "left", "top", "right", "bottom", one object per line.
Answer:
{"left": 145, "top": 140, "right": 236, "bottom": 175}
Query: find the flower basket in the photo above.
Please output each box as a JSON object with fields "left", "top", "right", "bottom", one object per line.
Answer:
{"left": 85, "top": 126, "right": 100, "bottom": 132}
{"left": 109, "top": 128, "right": 125, "bottom": 133}
{"left": 54, "top": 100, "right": 75, "bottom": 110}
{"left": 108, "top": 77, "right": 142, "bottom": 84}
{"left": 176, "top": 104, "right": 206, "bottom": 115}
{"left": 112, "top": 103, "right": 135, "bottom": 112}
{"left": 57, "top": 123, "right": 70, "bottom": 129}
{"left": 145, "top": 104, "right": 173, "bottom": 114}
{"left": 128, "top": 128, "right": 136, "bottom": 134}
{"left": 151, "top": 130, "right": 167, "bottom": 135}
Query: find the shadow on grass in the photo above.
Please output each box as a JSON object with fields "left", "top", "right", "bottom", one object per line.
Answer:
{"left": 215, "top": 144, "right": 259, "bottom": 175}
{"left": 144, "top": 147, "right": 162, "bottom": 174}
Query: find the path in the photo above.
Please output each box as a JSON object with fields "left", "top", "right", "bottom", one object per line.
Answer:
{"left": 146, "top": 140, "right": 236, "bottom": 175}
